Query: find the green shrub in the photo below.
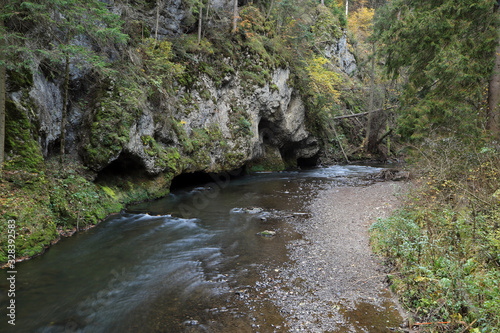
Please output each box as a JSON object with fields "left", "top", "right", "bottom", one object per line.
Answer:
{"left": 371, "top": 138, "right": 500, "bottom": 332}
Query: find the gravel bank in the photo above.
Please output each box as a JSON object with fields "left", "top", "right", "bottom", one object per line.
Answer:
{"left": 270, "top": 180, "right": 410, "bottom": 332}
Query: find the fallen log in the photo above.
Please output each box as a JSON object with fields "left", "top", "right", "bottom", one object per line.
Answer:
{"left": 333, "top": 106, "right": 396, "bottom": 120}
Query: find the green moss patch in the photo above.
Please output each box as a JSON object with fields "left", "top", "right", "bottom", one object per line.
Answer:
{"left": 247, "top": 145, "right": 285, "bottom": 172}
{"left": 4, "top": 99, "right": 44, "bottom": 172}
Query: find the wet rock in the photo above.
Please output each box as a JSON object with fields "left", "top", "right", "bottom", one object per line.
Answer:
{"left": 182, "top": 319, "right": 199, "bottom": 326}
{"left": 246, "top": 207, "right": 264, "bottom": 214}
{"left": 374, "top": 169, "right": 411, "bottom": 181}
{"left": 230, "top": 207, "right": 264, "bottom": 214}
{"left": 257, "top": 230, "right": 276, "bottom": 237}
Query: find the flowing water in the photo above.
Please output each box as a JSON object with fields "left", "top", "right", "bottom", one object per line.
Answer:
{"left": 0, "top": 165, "right": 402, "bottom": 332}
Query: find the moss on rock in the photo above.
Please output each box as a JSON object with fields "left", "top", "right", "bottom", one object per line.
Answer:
{"left": 0, "top": 161, "right": 124, "bottom": 264}
{"left": 4, "top": 99, "right": 44, "bottom": 172}
{"left": 247, "top": 145, "right": 286, "bottom": 172}
{"left": 83, "top": 70, "right": 145, "bottom": 170}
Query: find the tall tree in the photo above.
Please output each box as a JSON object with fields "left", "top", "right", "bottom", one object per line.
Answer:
{"left": 198, "top": 0, "right": 203, "bottom": 44}
{"left": 487, "top": 2, "right": 500, "bottom": 137}
{"left": 365, "top": 42, "right": 377, "bottom": 152}
{"left": 375, "top": 0, "right": 499, "bottom": 140}
{"left": 232, "top": 0, "right": 238, "bottom": 33}
{"left": 0, "top": 0, "right": 5, "bottom": 171}
{"left": 155, "top": 0, "right": 161, "bottom": 41}
{"left": 0, "top": 0, "right": 28, "bottom": 170}
{"left": 21, "top": 0, "right": 128, "bottom": 162}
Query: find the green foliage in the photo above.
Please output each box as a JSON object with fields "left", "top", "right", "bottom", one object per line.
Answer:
{"left": 238, "top": 5, "right": 269, "bottom": 37}
{"left": 237, "top": 116, "right": 252, "bottom": 136}
{"left": 101, "top": 185, "right": 116, "bottom": 199}
{"left": 241, "top": 69, "right": 268, "bottom": 87}
{"left": 0, "top": 160, "right": 125, "bottom": 263}
{"left": 311, "top": 4, "right": 343, "bottom": 45}
{"left": 0, "top": 3, "right": 32, "bottom": 71}
{"left": 169, "top": 118, "right": 234, "bottom": 170}
{"left": 6, "top": 68, "right": 33, "bottom": 91}
{"left": 124, "top": 19, "right": 151, "bottom": 46}
{"left": 305, "top": 55, "right": 342, "bottom": 105}
{"left": 374, "top": 0, "right": 498, "bottom": 140}
{"left": 4, "top": 99, "right": 44, "bottom": 172}
{"left": 228, "top": 105, "right": 253, "bottom": 138}
{"left": 328, "top": 1, "right": 347, "bottom": 27}
{"left": 140, "top": 38, "right": 185, "bottom": 93}
{"left": 141, "top": 135, "right": 181, "bottom": 171}
{"left": 84, "top": 69, "right": 146, "bottom": 168}
{"left": 171, "top": 34, "right": 236, "bottom": 89}
{"left": 19, "top": 0, "right": 129, "bottom": 71}
{"left": 371, "top": 138, "right": 500, "bottom": 332}
{"left": 171, "top": 119, "right": 193, "bottom": 153}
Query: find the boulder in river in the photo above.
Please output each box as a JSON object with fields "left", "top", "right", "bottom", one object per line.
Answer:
{"left": 257, "top": 230, "right": 276, "bottom": 237}
{"left": 375, "top": 168, "right": 411, "bottom": 181}
{"left": 230, "top": 207, "right": 264, "bottom": 214}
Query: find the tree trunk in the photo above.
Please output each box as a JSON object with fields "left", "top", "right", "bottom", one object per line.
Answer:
{"left": 60, "top": 55, "right": 69, "bottom": 164}
{"left": 198, "top": 2, "right": 202, "bottom": 44}
{"left": 366, "top": 42, "right": 378, "bottom": 153}
{"left": 0, "top": 64, "right": 4, "bottom": 171}
{"left": 232, "top": 0, "right": 238, "bottom": 33}
{"left": 346, "top": 0, "right": 349, "bottom": 17}
{"left": 266, "top": 0, "right": 274, "bottom": 20}
{"left": 487, "top": 30, "right": 500, "bottom": 137}
{"left": 321, "top": 0, "right": 324, "bottom": 5}
{"left": 0, "top": 6, "right": 5, "bottom": 171}
{"left": 155, "top": 0, "right": 160, "bottom": 41}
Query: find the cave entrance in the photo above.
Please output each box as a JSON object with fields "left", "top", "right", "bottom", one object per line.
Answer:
{"left": 169, "top": 167, "right": 247, "bottom": 191}
{"left": 297, "top": 155, "right": 320, "bottom": 168}
{"left": 95, "top": 152, "right": 148, "bottom": 184}
{"left": 258, "top": 118, "right": 278, "bottom": 145}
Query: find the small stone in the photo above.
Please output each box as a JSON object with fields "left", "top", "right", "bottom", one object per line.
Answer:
{"left": 245, "top": 207, "right": 264, "bottom": 214}
{"left": 257, "top": 230, "right": 276, "bottom": 237}
{"left": 183, "top": 320, "right": 199, "bottom": 326}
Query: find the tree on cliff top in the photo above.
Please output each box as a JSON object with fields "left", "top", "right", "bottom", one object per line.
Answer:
{"left": 17, "top": 0, "right": 128, "bottom": 163}
{"left": 375, "top": 0, "right": 499, "bottom": 140}
{"left": 0, "top": 0, "right": 35, "bottom": 172}
{"left": 0, "top": 0, "right": 6, "bottom": 172}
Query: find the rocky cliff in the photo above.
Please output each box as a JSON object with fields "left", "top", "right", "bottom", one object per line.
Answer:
{"left": 5, "top": 0, "right": 361, "bottom": 183}
{"left": 1, "top": 0, "right": 356, "bottom": 263}
{"left": 10, "top": 64, "right": 319, "bottom": 177}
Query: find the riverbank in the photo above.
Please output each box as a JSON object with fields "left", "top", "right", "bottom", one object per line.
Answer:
{"left": 0, "top": 159, "right": 173, "bottom": 266}
{"left": 271, "top": 180, "right": 410, "bottom": 332}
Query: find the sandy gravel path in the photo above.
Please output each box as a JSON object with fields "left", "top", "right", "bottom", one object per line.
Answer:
{"left": 270, "top": 180, "right": 409, "bottom": 332}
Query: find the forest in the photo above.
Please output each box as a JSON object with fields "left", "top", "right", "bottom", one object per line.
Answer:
{"left": 0, "top": 0, "right": 499, "bottom": 332}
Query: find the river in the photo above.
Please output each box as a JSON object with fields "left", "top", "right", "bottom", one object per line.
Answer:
{"left": 0, "top": 165, "right": 402, "bottom": 332}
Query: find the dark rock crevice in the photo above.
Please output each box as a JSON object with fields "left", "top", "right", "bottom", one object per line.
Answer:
{"left": 169, "top": 167, "right": 246, "bottom": 191}
{"left": 95, "top": 152, "right": 148, "bottom": 183}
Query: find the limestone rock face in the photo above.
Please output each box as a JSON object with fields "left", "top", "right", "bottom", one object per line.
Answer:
{"left": 28, "top": 73, "right": 63, "bottom": 156}
{"left": 117, "top": 67, "right": 320, "bottom": 175}
{"left": 325, "top": 33, "right": 357, "bottom": 76}
{"left": 12, "top": 62, "right": 320, "bottom": 176}
{"left": 7, "top": 2, "right": 360, "bottom": 178}
{"left": 145, "top": 0, "right": 233, "bottom": 38}
{"left": 154, "top": 0, "right": 186, "bottom": 37}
